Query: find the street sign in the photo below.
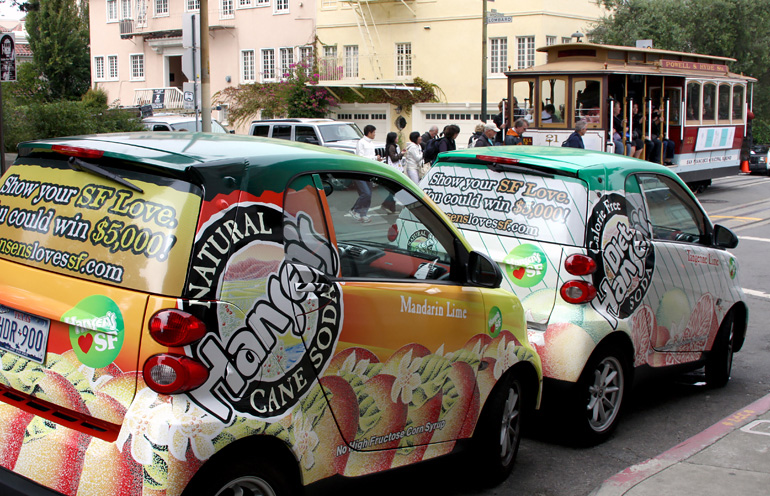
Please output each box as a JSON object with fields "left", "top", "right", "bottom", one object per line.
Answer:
{"left": 183, "top": 81, "right": 200, "bottom": 110}
{"left": 486, "top": 13, "right": 512, "bottom": 23}
{"left": 0, "top": 33, "right": 16, "bottom": 82}
{"left": 182, "top": 13, "right": 201, "bottom": 82}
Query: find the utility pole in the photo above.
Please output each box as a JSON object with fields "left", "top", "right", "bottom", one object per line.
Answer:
{"left": 199, "top": 0, "right": 212, "bottom": 132}
{"left": 481, "top": 0, "right": 488, "bottom": 122}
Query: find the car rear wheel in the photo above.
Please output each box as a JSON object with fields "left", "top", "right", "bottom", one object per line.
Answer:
{"left": 705, "top": 312, "right": 734, "bottom": 388}
{"left": 184, "top": 454, "right": 299, "bottom": 496}
{"left": 471, "top": 373, "right": 523, "bottom": 484}
{"left": 574, "top": 345, "right": 627, "bottom": 445}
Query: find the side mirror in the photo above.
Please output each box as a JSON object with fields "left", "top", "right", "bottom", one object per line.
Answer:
{"left": 468, "top": 251, "right": 502, "bottom": 288}
{"left": 713, "top": 224, "right": 738, "bottom": 249}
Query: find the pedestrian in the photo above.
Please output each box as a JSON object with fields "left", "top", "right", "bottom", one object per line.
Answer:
{"left": 562, "top": 120, "right": 587, "bottom": 148}
{"left": 468, "top": 123, "right": 485, "bottom": 148}
{"left": 438, "top": 124, "right": 460, "bottom": 153}
{"left": 504, "top": 119, "right": 528, "bottom": 145}
{"left": 404, "top": 131, "right": 424, "bottom": 183}
{"left": 381, "top": 132, "right": 404, "bottom": 213}
{"left": 474, "top": 122, "right": 499, "bottom": 147}
{"left": 421, "top": 125, "right": 439, "bottom": 151}
{"left": 350, "top": 124, "right": 380, "bottom": 223}
{"left": 493, "top": 99, "right": 506, "bottom": 143}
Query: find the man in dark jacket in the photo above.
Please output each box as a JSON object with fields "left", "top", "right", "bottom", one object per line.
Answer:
{"left": 563, "top": 120, "right": 587, "bottom": 148}
{"left": 421, "top": 126, "right": 439, "bottom": 151}
{"left": 475, "top": 123, "right": 499, "bottom": 147}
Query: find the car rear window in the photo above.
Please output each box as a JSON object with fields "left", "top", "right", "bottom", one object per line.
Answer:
{"left": 0, "top": 160, "right": 202, "bottom": 296}
{"left": 318, "top": 123, "right": 363, "bottom": 142}
{"left": 423, "top": 163, "right": 589, "bottom": 246}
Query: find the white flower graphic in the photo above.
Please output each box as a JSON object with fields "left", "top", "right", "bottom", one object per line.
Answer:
{"left": 292, "top": 410, "right": 319, "bottom": 470}
{"left": 338, "top": 351, "right": 370, "bottom": 380}
{"left": 116, "top": 388, "right": 172, "bottom": 465}
{"left": 167, "top": 397, "right": 224, "bottom": 461}
{"left": 493, "top": 339, "right": 520, "bottom": 380}
{"left": 390, "top": 350, "right": 422, "bottom": 404}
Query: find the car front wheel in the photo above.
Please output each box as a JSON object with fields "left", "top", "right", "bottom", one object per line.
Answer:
{"left": 574, "top": 345, "right": 628, "bottom": 445}
{"left": 705, "top": 312, "right": 735, "bottom": 388}
{"left": 472, "top": 373, "right": 524, "bottom": 484}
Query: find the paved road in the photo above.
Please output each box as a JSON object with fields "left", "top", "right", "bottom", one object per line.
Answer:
{"left": 309, "top": 173, "right": 770, "bottom": 496}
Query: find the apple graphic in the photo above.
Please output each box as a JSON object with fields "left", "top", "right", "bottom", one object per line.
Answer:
{"left": 0, "top": 403, "right": 33, "bottom": 469}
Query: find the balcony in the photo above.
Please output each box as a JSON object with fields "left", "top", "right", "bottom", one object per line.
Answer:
{"left": 133, "top": 87, "right": 186, "bottom": 110}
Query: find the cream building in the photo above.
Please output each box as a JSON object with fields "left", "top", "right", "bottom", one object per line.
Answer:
{"left": 89, "top": 0, "right": 604, "bottom": 140}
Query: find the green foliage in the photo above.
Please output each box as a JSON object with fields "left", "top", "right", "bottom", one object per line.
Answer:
{"left": 2, "top": 62, "right": 50, "bottom": 106}
{"left": 81, "top": 86, "right": 109, "bottom": 108}
{"left": 329, "top": 77, "right": 444, "bottom": 115}
{"left": 2, "top": 100, "right": 144, "bottom": 152}
{"left": 215, "top": 61, "right": 337, "bottom": 126}
{"left": 26, "top": 0, "right": 91, "bottom": 100}
{"left": 590, "top": 0, "right": 770, "bottom": 144}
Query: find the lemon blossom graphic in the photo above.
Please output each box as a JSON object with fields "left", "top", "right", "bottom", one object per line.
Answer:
{"left": 338, "top": 351, "right": 370, "bottom": 381}
{"left": 168, "top": 397, "right": 224, "bottom": 461}
{"left": 292, "top": 410, "right": 320, "bottom": 470}
{"left": 494, "top": 338, "right": 520, "bottom": 379}
{"left": 117, "top": 388, "right": 172, "bottom": 465}
{"left": 390, "top": 350, "right": 422, "bottom": 404}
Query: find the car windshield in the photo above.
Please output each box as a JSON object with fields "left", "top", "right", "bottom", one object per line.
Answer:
{"left": 422, "top": 163, "right": 589, "bottom": 246}
{"left": 318, "top": 123, "right": 363, "bottom": 142}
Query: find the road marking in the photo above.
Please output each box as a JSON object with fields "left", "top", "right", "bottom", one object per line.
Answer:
{"left": 739, "top": 236, "right": 770, "bottom": 243}
{"left": 711, "top": 215, "right": 762, "bottom": 221}
{"left": 743, "top": 288, "right": 770, "bottom": 299}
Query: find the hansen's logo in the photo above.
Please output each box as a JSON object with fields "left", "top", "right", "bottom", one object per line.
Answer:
{"left": 587, "top": 194, "right": 655, "bottom": 329}
{"left": 184, "top": 205, "right": 342, "bottom": 422}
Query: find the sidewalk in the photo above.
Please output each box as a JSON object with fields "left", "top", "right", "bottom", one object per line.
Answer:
{"left": 590, "top": 392, "right": 770, "bottom": 496}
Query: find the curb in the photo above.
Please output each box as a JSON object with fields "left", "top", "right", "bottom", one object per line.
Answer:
{"left": 590, "top": 392, "right": 770, "bottom": 496}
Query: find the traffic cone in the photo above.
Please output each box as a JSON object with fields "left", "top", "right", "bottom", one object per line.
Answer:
{"left": 740, "top": 160, "right": 750, "bottom": 173}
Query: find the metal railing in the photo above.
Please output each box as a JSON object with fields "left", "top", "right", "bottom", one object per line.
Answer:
{"left": 133, "top": 87, "right": 186, "bottom": 110}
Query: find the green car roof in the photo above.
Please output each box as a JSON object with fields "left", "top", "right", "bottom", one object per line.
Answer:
{"left": 435, "top": 145, "right": 684, "bottom": 190}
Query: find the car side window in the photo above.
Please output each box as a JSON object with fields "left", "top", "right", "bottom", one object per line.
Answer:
{"left": 272, "top": 125, "right": 292, "bottom": 140}
{"left": 251, "top": 125, "right": 269, "bottom": 137}
{"left": 319, "top": 172, "right": 458, "bottom": 282}
{"left": 637, "top": 173, "right": 708, "bottom": 244}
{"left": 295, "top": 126, "right": 320, "bottom": 145}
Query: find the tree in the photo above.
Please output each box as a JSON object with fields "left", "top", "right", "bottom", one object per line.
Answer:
{"left": 25, "top": 0, "right": 91, "bottom": 100}
{"left": 590, "top": 0, "right": 770, "bottom": 142}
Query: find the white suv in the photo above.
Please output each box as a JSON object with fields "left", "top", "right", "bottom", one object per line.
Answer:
{"left": 248, "top": 118, "right": 384, "bottom": 154}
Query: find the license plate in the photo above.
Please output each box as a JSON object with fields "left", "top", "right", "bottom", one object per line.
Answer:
{"left": 0, "top": 305, "right": 51, "bottom": 364}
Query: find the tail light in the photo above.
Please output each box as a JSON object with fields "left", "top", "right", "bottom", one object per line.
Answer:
{"left": 388, "top": 223, "right": 399, "bottom": 242}
{"left": 149, "top": 309, "right": 206, "bottom": 347}
{"left": 560, "top": 280, "right": 597, "bottom": 304}
{"left": 564, "top": 254, "right": 597, "bottom": 275}
{"left": 51, "top": 144, "right": 105, "bottom": 159}
{"left": 476, "top": 155, "right": 521, "bottom": 166}
{"left": 143, "top": 355, "right": 209, "bottom": 394}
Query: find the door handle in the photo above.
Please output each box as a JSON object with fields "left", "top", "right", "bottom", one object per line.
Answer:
{"left": 294, "top": 282, "right": 331, "bottom": 294}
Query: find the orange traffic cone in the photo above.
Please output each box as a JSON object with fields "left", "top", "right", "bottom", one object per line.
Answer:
{"left": 740, "top": 160, "right": 750, "bottom": 173}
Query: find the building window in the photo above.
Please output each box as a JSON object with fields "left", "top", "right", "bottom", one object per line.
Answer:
{"left": 299, "top": 45, "right": 314, "bottom": 75}
{"left": 220, "top": 0, "right": 234, "bottom": 18}
{"left": 106, "top": 0, "right": 118, "bottom": 21}
{"left": 274, "top": 0, "right": 288, "bottom": 13}
{"left": 344, "top": 45, "right": 358, "bottom": 78}
{"left": 261, "top": 48, "right": 276, "bottom": 81}
{"left": 107, "top": 55, "right": 119, "bottom": 80}
{"left": 517, "top": 36, "right": 535, "bottom": 69}
{"left": 154, "top": 0, "right": 168, "bottom": 16}
{"left": 94, "top": 56, "right": 105, "bottom": 81}
{"left": 136, "top": 0, "right": 147, "bottom": 26}
{"left": 130, "top": 54, "right": 145, "bottom": 80}
{"left": 562, "top": 36, "right": 572, "bottom": 44}
{"left": 321, "top": 45, "right": 338, "bottom": 80}
{"left": 280, "top": 47, "right": 294, "bottom": 78}
{"left": 546, "top": 35, "right": 556, "bottom": 46}
{"left": 321, "top": 0, "right": 336, "bottom": 7}
{"left": 256, "top": 0, "right": 269, "bottom": 4}
{"left": 120, "top": 0, "right": 132, "bottom": 19}
{"left": 187, "top": 0, "right": 200, "bottom": 12}
{"left": 395, "top": 42, "right": 411, "bottom": 77}
{"left": 238, "top": 0, "right": 252, "bottom": 7}
{"left": 241, "top": 50, "right": 255, "bottom": 82}
{"left": 490, "top": 37, "right": 507, "bottom": 73}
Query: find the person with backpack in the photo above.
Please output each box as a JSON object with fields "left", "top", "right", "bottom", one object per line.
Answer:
{"left": 421, "top": 126, "right": 438, "bottom": 152}
{"left": 468, "top": 123, "right": 484, "bottom": 148}
{"left": 562, "top": 120, "right": 587, "bottom": 148}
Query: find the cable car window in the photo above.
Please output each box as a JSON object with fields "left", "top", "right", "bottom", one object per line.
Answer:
{"left": 540, "top": 77, "right": 567, "bottom": 127}
{"left": 732, "top": 85, "right": 745, "bottom": 121}
{"left": 718, "top": 83, "right": 731, "bottom": 123}
{"left": 574, "top": 79, "right": 602, "bottom": 128}
{"left": 703, "top": 82, "right": 717, "bottom": 122}
{"left": 686, "top": 81, "right": 701, "bottom": 124}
